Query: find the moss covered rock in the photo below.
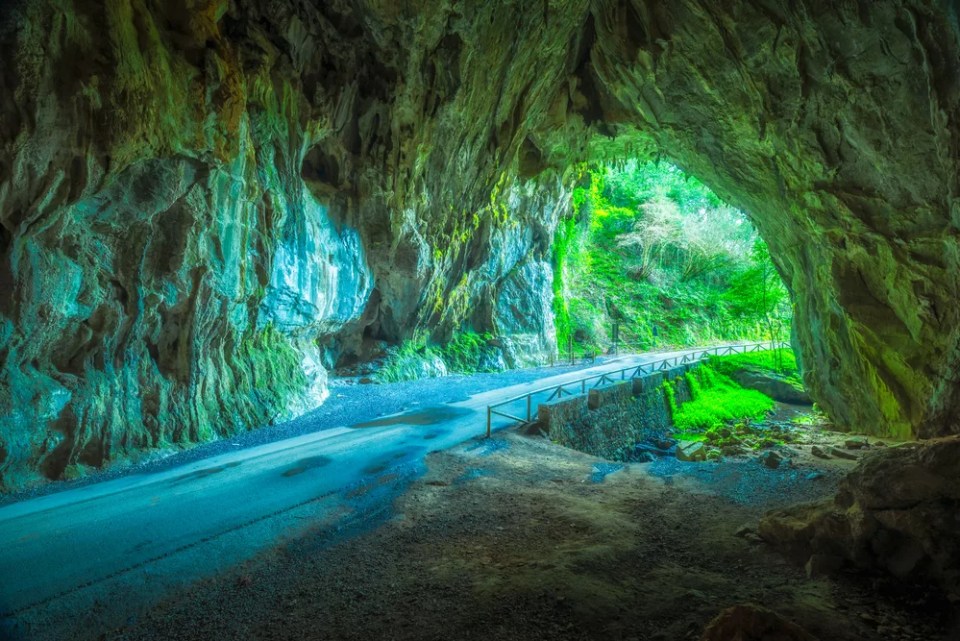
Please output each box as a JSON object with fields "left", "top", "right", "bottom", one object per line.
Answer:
{"left": 1, "top": 0, "right": 958, "bottom": 487}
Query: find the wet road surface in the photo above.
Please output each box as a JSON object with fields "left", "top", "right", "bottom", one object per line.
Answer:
{"left": 0, "top": 347, "right": 742, "bottom": 640}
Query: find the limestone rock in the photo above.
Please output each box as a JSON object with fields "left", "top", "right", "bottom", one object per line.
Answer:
{"left": 729, "top": 370, "right": 812, "bottom": 405}
{"left": 810, "top": 446, "right": 830, "bottom": 459}
{"left": 760, "top": 436, "right": 960, "bottom": 593}
{"left": 829, "top": 447, "right": 859, "bottom": 461}
{"left": 700, "top": 604, "right": 819, "bottom": 641}
{"left": 758, "top": 450, "right": 787, "bottom": 469}
{"left": 2, "top": 0, "right": 960, "bottom": 487}
{"left": 804, "top": 554, "right": 844, "bottom": 579}
{"left": 677, "top": 440, "right": 707, "bottom": 462}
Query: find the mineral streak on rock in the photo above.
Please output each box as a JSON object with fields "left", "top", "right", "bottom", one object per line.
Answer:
{"left": 0, "top": 0, "right": 958, "bottom": 487}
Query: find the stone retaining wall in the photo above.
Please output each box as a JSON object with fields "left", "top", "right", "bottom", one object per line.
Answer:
{"left": 535, "top": 365, "right": 696, "bottom": 460}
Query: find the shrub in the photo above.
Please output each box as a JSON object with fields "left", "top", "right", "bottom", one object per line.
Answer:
{"left": 374, "top": 333, "right": 446, "bottom": 383}
{"left": 374, "top": 331, "right": 502, "bottom": 382}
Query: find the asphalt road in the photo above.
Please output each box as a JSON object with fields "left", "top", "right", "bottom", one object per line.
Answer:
{"left": 0, "top": 346, "right": 741, "bottom": 641}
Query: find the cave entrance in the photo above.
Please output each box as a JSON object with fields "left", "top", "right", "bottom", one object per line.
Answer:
{"left": 552, "top": 159, "right": 792, "bottom": 361}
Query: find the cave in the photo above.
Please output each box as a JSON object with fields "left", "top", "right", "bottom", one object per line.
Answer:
{"left": 0, "top": 1, "right": 959, "bottom": 640}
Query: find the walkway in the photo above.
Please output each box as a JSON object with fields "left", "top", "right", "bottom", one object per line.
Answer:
{"left": 0, "top": 345, "right": 752, "bottom": 640}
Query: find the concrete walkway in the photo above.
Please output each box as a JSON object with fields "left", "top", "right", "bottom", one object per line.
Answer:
{"left": 0, "top": 346, "right": 738, "bottom": 640}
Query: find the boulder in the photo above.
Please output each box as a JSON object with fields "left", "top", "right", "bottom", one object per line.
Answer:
{"left": 810, "top": 445, "right": 830, "bottom": 459}
{"left": 828, "top": 447, "right": 858, "bottom": 461}
{"left": 804, "top": 554, "right": 844, "bottom": 579}
{"left": 677, "top": 440, "right": 707, "bottom": 462}
{"left": 722, "top": 444, "right": 746, "bottom": 456}
{"left": 758, "top": 450, "right": 786, "bottom": 469}
{"left": 844, "top": 438, "right": 869, "bottom": 450}
{"left": 700, "top": 604, "right": 819, "bottom": 641}
{"left": 729, "top": 370, "right": 812, "bottom": 405}
{"left": 759, "top": 436, "right": 960, "bottom": 593}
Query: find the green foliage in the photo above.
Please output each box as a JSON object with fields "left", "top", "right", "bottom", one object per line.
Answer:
{"left": 373, "top": 332, "right": 443, "bottom": 383}
{"left": 552, "top": 215, "right": 578, "bottom": 349}
{"left": 552, "top": 160, "right": 792, "bottom": 353}
{"left": 240, "top": 324, "right": 308, "bottom": 420}
{"left": 440, "top": 331, "right": 498, "bottom": 374}
{"left": 374, "top": 331, "right": 499, "bottom": 383}
{"left": 668, "top": 365, "right": 775, "bottom": 433}
{"left": 721, "top": 240, "right": 792, "bottom": 344}
{"left": 707, "top": 349, "right": 800, "bottom": 384}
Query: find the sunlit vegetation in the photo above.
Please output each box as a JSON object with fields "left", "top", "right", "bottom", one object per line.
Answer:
{"left": 553, "top": 160, "right": 792, "bottom": 355}
{"left": 706, "top": 349, "right": 802, "bottom": 388}
{"left": 666, "top": 365, "right": 775, "bottom": 436}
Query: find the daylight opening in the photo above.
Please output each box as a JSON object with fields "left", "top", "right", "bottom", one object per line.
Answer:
{"left": 552, "top": 160, "right": 792, "bottom": 358}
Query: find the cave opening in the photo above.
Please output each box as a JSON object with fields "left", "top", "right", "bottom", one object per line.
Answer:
{"left": 1, "top": 1, "right": 960, "bottom": 638}
{"left": 551, "top": 158, "right": 793, "bottom": 359}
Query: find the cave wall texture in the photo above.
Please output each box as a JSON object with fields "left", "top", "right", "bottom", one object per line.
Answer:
{"left": 0, "top": 0, "right": 957, "bottom": 489}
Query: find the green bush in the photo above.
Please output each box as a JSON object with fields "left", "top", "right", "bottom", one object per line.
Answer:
{"left": 374, "top": 333, "right": 444, "bottom": 383}
{"left": 440, "top": 331, "right": 499, "bottom": 374}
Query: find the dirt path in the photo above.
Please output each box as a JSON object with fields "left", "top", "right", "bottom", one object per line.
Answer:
{"left": 112, "top": 430, "right": 950, "bottom": 641}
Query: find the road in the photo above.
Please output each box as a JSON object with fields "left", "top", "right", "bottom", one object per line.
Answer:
{"left": 0, "top": 346, "right": 744, "bottom": 641}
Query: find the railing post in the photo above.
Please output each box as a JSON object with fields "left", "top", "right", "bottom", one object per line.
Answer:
{"left": 526, "top": 394, "right": 532, "bottom": 422}
{"left": 486, "top": 406, "right": 492, "bottom": 438}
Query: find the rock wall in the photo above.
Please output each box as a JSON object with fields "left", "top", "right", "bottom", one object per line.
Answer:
{"left": 581, "top": 1, "right": 960, "bottom": 440}
{"left": 759, "top": 436, "right": 960, "bottom": 595}
{"left": 0, "top": 0, "right": 570, "bottom": 488}
{"left": 1, "top": 0, "right": 958, "bottom": 487}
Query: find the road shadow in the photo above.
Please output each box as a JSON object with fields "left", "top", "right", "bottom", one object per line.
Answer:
{"left": 350, "top": 406, "right": 470, "bottom": 428}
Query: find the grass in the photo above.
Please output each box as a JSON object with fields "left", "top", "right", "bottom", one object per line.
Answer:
{"left": 373, "top": 333, "right": 444, "bottom": 383}
{"left": 441, "top": 332, "right": 498, "bottom": 373}
{"left": 707, "top": 349, "right": 803, "bottom": 388}
{"left": 667, "top": 365, "right": 775, "bottom": 434}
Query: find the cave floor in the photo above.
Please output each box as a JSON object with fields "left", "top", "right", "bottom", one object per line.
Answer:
{"left": 111, "top": 429, "right": 951, "bottom": 641}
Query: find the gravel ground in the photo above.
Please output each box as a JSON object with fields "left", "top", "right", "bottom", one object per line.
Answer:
{"left": 109, "top": 430, "right": 953, "bottom": 641}
{"left": 646, "top": 456, "right": 845, "bottom": 508}
{"left": 0, "top": 359, "right": 600, "bottom": 508}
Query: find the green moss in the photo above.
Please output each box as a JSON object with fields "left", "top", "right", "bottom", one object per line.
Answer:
{"left": 669, "top": 365, "right": 775, "bottom": 432}
{"left": 440, "top": 331, "right": 498, "bottom": 374}
{"left": 708, "top": 349, "right": 797, "bottom": 376}
{"left": 663, "top": 379, "right": 678, "bottom": 415}
{"left": 374, "top": 332, "right": 443, "bottom": 383}
{"left": 240, "top": 323, "right": 308, "bottom": 419}
{"left": 707, "top": 349, "right": 803, "bottom": 389}
{"left": 375, "top": 331, "right": 501, "bottom": 382}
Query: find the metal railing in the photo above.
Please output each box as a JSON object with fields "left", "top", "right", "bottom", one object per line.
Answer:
{"left": 485, "top": 341, "right": 790, "bottom": 437}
